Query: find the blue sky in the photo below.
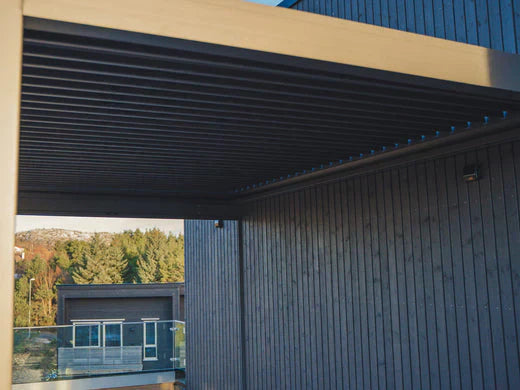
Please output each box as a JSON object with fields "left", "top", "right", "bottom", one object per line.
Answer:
{"left": 16, "top": 215, "right": 184, "bottom": 235}
{"left": 247, "top": 0, "right": 283, "bottom": 5}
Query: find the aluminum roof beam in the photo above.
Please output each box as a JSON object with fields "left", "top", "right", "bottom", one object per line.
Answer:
{"left": 23, "top": 0, "right": 520, "bottom": 93}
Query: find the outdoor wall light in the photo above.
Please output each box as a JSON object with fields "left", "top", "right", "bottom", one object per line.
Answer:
{"left": 214, "top": 220, "right": 224, "bottom": 228}
{"left": 463, "top": 165, "right": 480, "bottom": 182}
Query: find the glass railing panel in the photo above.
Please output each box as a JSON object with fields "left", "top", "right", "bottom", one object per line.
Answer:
{"left": 13, "top": 327, "right": 59, "bottom": 384}
{"left": 13, "top": 320, "right": 184, "bottom": 385}
{"left": 172, "top": 321, "right": 186, "bottom": 369}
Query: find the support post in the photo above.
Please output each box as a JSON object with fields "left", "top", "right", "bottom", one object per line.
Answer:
{"left": 0, "top": 0, "right": 23, "bottom": 387}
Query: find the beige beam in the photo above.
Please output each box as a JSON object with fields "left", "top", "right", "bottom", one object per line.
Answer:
{"left": 0, "top": 0, "right": 23, "bottom": 387}
{"left": 23, "top": 0, "right": 520, "bottom": 92}
{"left": 18, "top": 192, "right": 243, "bottom": 220}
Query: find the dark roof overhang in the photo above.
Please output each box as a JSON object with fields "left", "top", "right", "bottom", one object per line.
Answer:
{"left": 57, "top": 283, "right": 184, "bottom": 299}
{"left": 18, "top": 17, "right": 520, "bottom": 218}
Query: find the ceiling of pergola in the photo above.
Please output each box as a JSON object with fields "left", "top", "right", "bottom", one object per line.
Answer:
{"left": 19, "top": 17, "right": 520, "bottom": 202}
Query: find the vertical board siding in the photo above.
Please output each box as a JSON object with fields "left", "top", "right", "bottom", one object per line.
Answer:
{"left": 240, "top": 139, "right": 520, "bottom": 389}
{"left": 291, "top": 0, "right": 520, "bottom": 54}
{"left": 185, "top": 139, "right": 520, "bottom": 389}
{"left": 184, "top": 220, "right": 243, "bottom": 390}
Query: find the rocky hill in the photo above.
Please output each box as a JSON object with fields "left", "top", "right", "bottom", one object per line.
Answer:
{"left": 15, "top": 228, "right": 113, "bottom": 248}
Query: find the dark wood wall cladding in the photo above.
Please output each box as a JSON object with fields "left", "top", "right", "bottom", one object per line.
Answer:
{"left": 184, "top": 220, "right": 244, "bottom": 390}
{"left": 242, "top": 139, "right": 520, "bottom": 389}
{"left": 185, "top": 139, "right": 520, "bottom": 389}
{"left": 64, "top": 297, "right": 172, "bottom": 323}
{"left": 291, "top": 0, "right": 520, "bottom": 54}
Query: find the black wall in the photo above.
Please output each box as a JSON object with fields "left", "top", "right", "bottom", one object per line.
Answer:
{"left": 64, "top": 297, "right": 173, "bottom": 323}
{"left": 184, "top": 220, "right": 244, "bottom": 389}
{"left": 290, "top": 0, "right": 520, "bottom": 54}
{"left": 57, "top": 283, "right": 185, "bottom": 324}
{"left": 185, "top": 139, "right": 520, "bottom": 389}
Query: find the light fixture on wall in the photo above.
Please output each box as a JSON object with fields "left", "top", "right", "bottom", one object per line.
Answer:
{"left": 463, "top": 165, "right": 480, "bottom": 182}
{"left": 214, "top": 220, "right": 224, "bottom": 228}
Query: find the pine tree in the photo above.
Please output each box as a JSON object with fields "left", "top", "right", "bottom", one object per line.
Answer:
{"left": 73, "top": 235, "right": 127, "bottom": 284}
{"left": 54, "top": 239, "right": 89, "bottom": 281}
{"left": 137, "top": 247, "right": 158, "bottom": 283}
{"left": 72, "top": 249, "right": 110, "bottom": 284}
{"left": 158, "top": 235, "right": 184, "bottom": 282}
{"left": 137, "top": 229, "right": 167, "bottom": 283}
{"left": 113, "top": 229, "right": 145, "bottom": 283}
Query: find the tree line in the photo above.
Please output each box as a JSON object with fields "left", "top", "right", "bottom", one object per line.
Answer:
{"left": 14, "top": 229, "right": 184, "bottom": 326}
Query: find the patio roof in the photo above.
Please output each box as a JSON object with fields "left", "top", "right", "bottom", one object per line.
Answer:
{"left": 16, "top": 1, "right": 520, "bottom": 218}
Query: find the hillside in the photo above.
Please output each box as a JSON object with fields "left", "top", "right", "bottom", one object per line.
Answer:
{"left": 15, "top": 228, "right": 114, "bottom": 248}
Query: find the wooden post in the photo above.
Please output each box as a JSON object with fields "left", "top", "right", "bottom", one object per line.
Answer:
{"left": 0, "top": 0, "right": 23, "bottom": 387}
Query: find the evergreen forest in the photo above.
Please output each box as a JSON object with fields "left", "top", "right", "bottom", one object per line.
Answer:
{"left": 14, "top": 229, "right": 184, "bottom": 326}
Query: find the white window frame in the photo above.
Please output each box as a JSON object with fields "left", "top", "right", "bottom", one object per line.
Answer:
{"left": 142, "top": 319, "right": 158, "bottom": 361}
{"left": 103, "top": 321, "right": 123, "bottom": 362}
{"left": 71, "top": 318, "right": 125, "bottom": 323}
{"left": 72, "top": 321, "right": 101, "bottom": 348}
{"left": 103, "top": 321, "right": 123, "bottom": 348}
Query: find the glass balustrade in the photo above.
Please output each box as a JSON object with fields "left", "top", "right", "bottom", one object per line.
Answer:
{"left": 172, "top": 320, "right": 186, "bottom": 370}
{"left": 12, "top": 320, "right": 185, "bottom": 384}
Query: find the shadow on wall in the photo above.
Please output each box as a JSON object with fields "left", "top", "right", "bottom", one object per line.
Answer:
{"left": 487, "top": 50, "right": 520, "bottom": 95}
